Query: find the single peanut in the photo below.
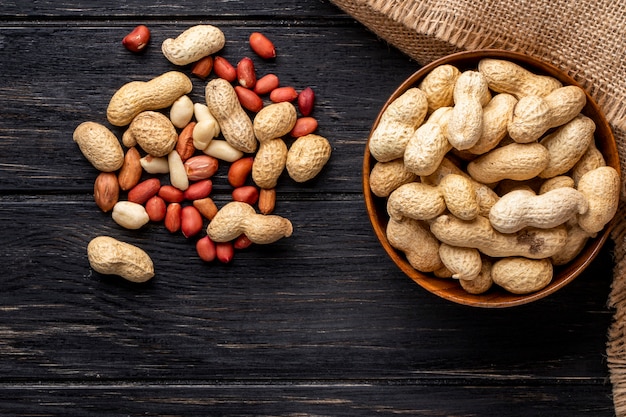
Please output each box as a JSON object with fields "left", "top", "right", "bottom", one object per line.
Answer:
{"left": 386, "top": 216, "right": 443, "bottom": 273}
{"left": 286, "top": 134, "right": 332, "bottom": 183}
{"left": 161, "top": 25, "right": 226, "bottom": 66}
{"left": 205, "top": 78, "right": 257, "bottom": 153}
{"left": 270, "top": 86, "right": 298, "bottom": 103}
{"left": 158, "top": 185, "right": 185, "bottom": 203}
{"left": 73, "top": 121, "right": 124, "bottom": 172}
{"left": 417, "top": 64, "right": 461, "bottom": 113}
{"left": 87, "top": 236, "right": 154, "bottom": 283}
{"left": 252, "top": 138, "right": 287, "bottom": 189}
{"left": 368, "top": 87, "right": 428, "bottom": 162}
{"left": 202, "top": 140, "right": 244, "bottom": 162}
{"left": 258, "top": 188, "right": 276, "bottom": 214}
{"left": 236, "top": 57, "right": 257, "bottom": 89}
{"left": 368, "top": 159, "right": 417, "bottom": 198}
{"left": 249, "top": 32, "right": 276, "bottom": 59}
{"left": 164, "top": 202, "right": 182, "bottom": 233}
{"left": 112, "top": 201, "right": 150, "bottom": 230}
{"left": 232, "top": 185, "right": 260, "bottom": 205}
{"left": 228, "top": 156, "right": 254, "bottom": 188}
{"left": 183, "top": 179, "right": 213, "bottom": 201}
{"left": 145, "top": 195, "right": 166, "bottom": 222}
{"left": 118, "top": 147, "right": 142, "bottom": 191}
{"left": 196, "top": 236, "right": 217, "bottom": 262}
{"left": 290, "top": 117, "right": 318, "bottom": 137}
{"left": 122, "top": 25, "right": 151, "bottom": 53}
{"left": 128, "top": 178, "right": 161, "bottom": 205}
{"left": 193, "top": 197, "right": 219, "bottom": 220}
{"left": 233, "top": 234, "right": 254, "bottom": 249}
{"left": 181, "top": 205, "right": 204, "bottom": 238}
{"left": 140, "top": 155, "right": 169, "bottom": 174}
{"left": 253, "top": 102, "right": 297, "bottom": 143}
{"left": 169, "top": 95, "right": 194, "bottom": 129}
{"left": 235, "top": 86, "right": 264, "bottom": 112}
{"left": 216, "top": 241, "right": 235, "bottom": 263}
{"left": 254, "top": 74, "right": 280, "bottom": 95}
{"left": 184, "top": 155, "right": 219, "bottom": 181}
{"left": 491, "top": 257, "right": 553, "bottom": 294}
{"left": 126, "top": 111, "right": 178, "bottom": 157}
{"left": 176, "top": 121, "right": 197, "bottom": 161}
{"left": 168, "top": 150, "right": 189, "bottom": 191}
{"left": 207, "top": 201, "right": 292, "bottom": 244}
{"left": 191, "top": 56, "right": 214, "bottom": 79}
{"left": 93, "top": 172, "right": 119, "bottom": 212}
{"left": 446, "top": 70, "right": 490, "bottom": 150}
{"left": 297, "top": 87, "right": 315, "bottom": 116}
{"left": 213, "top": 56, "right": 237, "bottom": 82}
{"left": 107, "top": 71, "right": 192, "bottom": 126}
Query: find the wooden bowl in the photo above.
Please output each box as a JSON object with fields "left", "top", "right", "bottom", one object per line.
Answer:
{"left": 363, "top": 49, "right": 620, "bottom": 308}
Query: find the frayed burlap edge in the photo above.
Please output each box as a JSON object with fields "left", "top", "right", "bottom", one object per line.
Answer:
{"left": 329, "top": 0, "right": 626, "bottom": 413}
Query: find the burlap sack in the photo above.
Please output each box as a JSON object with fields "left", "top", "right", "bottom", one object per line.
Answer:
{"left": 329, "top": 0, "right": 626, "bottom": 413}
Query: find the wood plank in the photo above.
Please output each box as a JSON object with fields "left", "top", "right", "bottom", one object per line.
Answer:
{"left": 0, "top": 0, "right": 346, "bottom": 18}
{"left": 0, "top": 383, "right": 614, "bottom": 416}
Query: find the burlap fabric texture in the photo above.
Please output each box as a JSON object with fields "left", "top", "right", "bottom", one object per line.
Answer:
{"left": 328, "top": 0, "right": 626, "bottom": 413}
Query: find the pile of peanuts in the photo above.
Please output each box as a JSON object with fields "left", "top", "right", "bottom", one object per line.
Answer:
{"left": 77, "top": 24, "right": 332, "bottom": 283}
{"left": 368, "top": 58, "right": 620, "bottom": 295}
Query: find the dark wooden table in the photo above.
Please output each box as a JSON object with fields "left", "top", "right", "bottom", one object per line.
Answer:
{"left": 0, "top": 1, "right": 616, "bottom": 415}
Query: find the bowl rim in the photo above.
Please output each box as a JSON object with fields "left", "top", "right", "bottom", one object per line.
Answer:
{"left": 362, "top": 49, "right": 620, "bottom": 308}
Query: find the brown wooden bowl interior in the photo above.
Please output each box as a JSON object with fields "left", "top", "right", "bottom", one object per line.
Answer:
{"left": 363, "top": 49, "right": 620, "bottom": 308}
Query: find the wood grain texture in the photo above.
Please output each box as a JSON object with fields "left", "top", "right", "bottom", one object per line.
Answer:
{"left": 0, "top": 0, "right": 616, "bottom": 415}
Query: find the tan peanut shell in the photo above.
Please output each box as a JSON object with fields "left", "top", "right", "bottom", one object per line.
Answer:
{"left": 386, "top": 216, "right": 443, "bottom": 273}
{"left": 253, "top": 102, "right": 297, "bottom": 143}
{"left": 577, "top": 166, "right": 620, "bottom": 234}
{"left": 491, "top": 257, "right": 553, "bottom": 294}
{"left": 286, "top": 134, "right": 332, "bottom": 183}
{"left": 87, "top": 236, "right": 154, "bottom": 283}
{"left": 467, "top": 93, "right": 517, "bottom": 155}
{"left": 446, "top": 70, "right": 490, "bottom": 150}
{"left": 459, "top": 258, "right": 494, "bottom": 294}
{"left": 417, "top": 64, "right": 461, "bottom": 113}
{"left": 73, "top": 121, "right": 124, "bottom": 172}
{"left": 206, "top": 201, "right": 292, "bottom": 244}
{"left": 538, "top": 114, "right": 595, "bottom": 178}
{"left": 488, "top": 187, "right": 588, "bottom": 233}
{"left": 252, "top": 138, "right": 288, "bottom": 189}
{"left": 467, "top": 142, "right": 549, "bottom": 183}
{"left": 107, "top": 71, "right": 193, "bottom": 126}
{"left": 538, "top": 175, "right": 575, "bottom": 194}
{"left": 161, "top": 25, "right": 226, "bottom": 66}
{"left": 439, "top": 174, "right": 479, "bottom": 221}
{"left": 551, "top": 223, "right": 595, "bottom": 266}
{"left": 205, "top": 78, "right": 257, "bottom": 153}
{"left": 430, "top": 214, "right": 568, "bottom": 259}
{"left": 571, "top": 141, "right": 606, "bottom": 185}
{"left": 438, "top": 243, "right": 482, "bottom": 281}
{"left": 126, "top": 111, "right": 178, "bottom": 157}
{"left": 368, "top": 87, "right": 428, "bottom": 162}
{"left": 478, "top": 58, "right": 562, "bottom": 99}
{"left": 387, "top": 182, "right": 445, "bottom": 222}
{"left": 508, "top": 86, "right": 586, "bottom": 143}
{"left": 403, "top": 107, "right": 453, "bottom": 176}
{"left": 369, "top": 159, "right": 418, "bottom": 198}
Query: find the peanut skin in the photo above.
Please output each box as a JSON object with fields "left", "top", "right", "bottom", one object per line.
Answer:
{"left": 87, "top": 236, "right": 154, "bottom": 283}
